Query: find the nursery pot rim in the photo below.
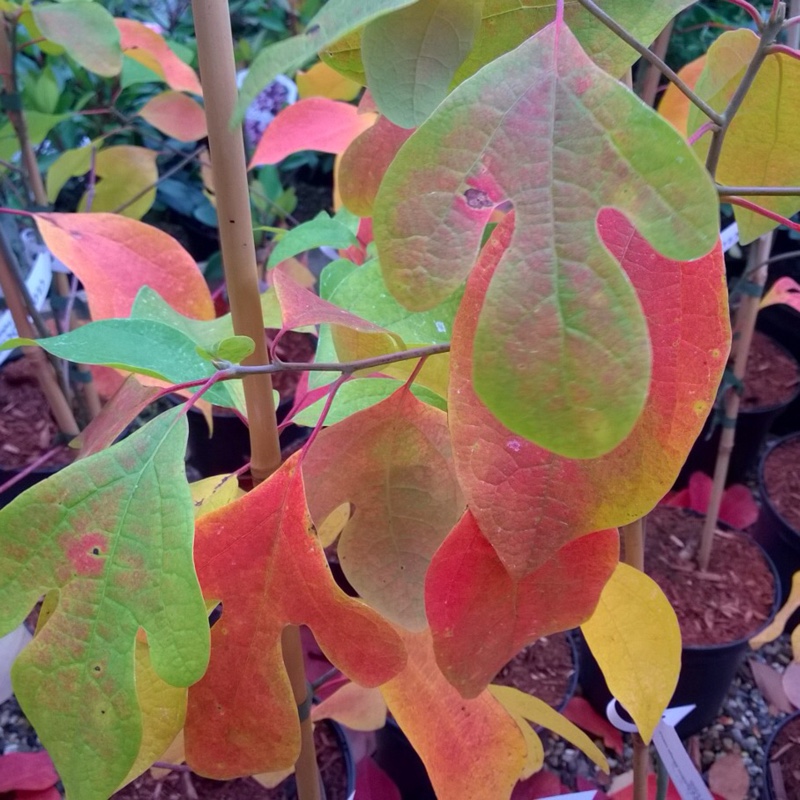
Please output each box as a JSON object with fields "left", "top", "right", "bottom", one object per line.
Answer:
{"left": 681, "top": 528, "right": 780, "bottom": 654}
{"left": 738, "top": 332, "right": 800, "bottom": 416}
{"left": 758, "top": 431, "right": 800, "bottom": 544}
{"left": 763, "top": 708, "right": 800, "bottom": 799}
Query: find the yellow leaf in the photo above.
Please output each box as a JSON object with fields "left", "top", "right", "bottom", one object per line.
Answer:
{"left": 78, "top": 146, "right": 158, "bottom": 219}
{"left": 581, "top": 562, "right": 681, "bottom": 743}
{"left": 190, "top": 474, "right": 244, "bottom": 519}
{"left": 489, "top": 685, "right": 608, "bottom": 773}
{"left": 751, "top": 570, "right": 800, "bottom": 653}
{"left": 118, "top": 640, "right": 187, "bottom": 789}
{"left": 252, "top": 766, "right": 294, "bottom": 789}
{"left": 150, "top": 729, "right": 185, "bottom": 780}
{"left": 296, "top": 61, "right": 362, "bottom": 101}
{"left": 46, "top": 145, "right": 92, "bottom": 203}
{"left": 311, "top": 682, "right": 387, "bottom": 731}
{"left": 317, "top": 502, "right": 351, "bottom": 547}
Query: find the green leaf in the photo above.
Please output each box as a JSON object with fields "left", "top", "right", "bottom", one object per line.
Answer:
{"left": 374, "top": 18, "right": 719, "bottom": 459}
{"left": 0, "top": 112, "right": 68, "bottom": 162}
{"left": 32, "top": 1, "right": 122, "bottom": 77}
{"left": 267, "top": 211, "right": 359, "bottom": 268}
{"left": 2, "top": 321, "right": 238, "bottom": 408}
{"left": 46, "top": 144, "right": 92, "bottom": 203}
{"left": 362, "top": 0, "right": 482, "bottom": 128}
{"left": 234, "top": 0, "right": 420, "bottom": 124}
{"left": 204, "top": 335, "right": 256, "bottom": 364}
{"left": 0, "top": 408, "right": 209, "bottom": 799}
{"left": 329, "top": 258, "right": 461, "bottom": 344}
{"left": 295, "top": 376, "right": 447, "bottom": 426}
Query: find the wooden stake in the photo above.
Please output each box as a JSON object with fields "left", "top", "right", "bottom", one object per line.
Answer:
{"left": 621, "top": 518, "right": 649, "bottom": 800}
{"left": 639, "top": 20, "right": 675, "bottom": 107}
{"left": 790, "top": 0, "right": 800, "bottom": 50}
{"left": 698, "top": 233, "right": 773, "bottom": 571}
{"left": 190, "top": 2, "right": 318, "bottom": 797}
{"left": 0, "top": 235, "right": 79, "bottom": 437}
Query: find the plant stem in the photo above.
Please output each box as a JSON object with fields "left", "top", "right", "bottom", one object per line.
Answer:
{"left": 705, "top": 8, "right": 785, "bottom": 177}
{"left": 717, "top": 185, "right": 800, "bottom": 195}
{"left": 0, "top": 233, "right": 79, "bottom": 437}
{"left": 639, "top": 20, "right": 674, "bottom": 107}
{"left": 190, "top": 1, "right": 318, "bottom": 797}
{"left": 698, "top": 233, "right": 773, "bottom": 571}
{"left": 575, "top": 0, "right": 724, "bottom": 126}
{"left": 621, "top": 517, "right": 648, "bottom": 800}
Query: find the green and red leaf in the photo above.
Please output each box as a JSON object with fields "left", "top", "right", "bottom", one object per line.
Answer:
{"left": 447, "top": 210, "right": 728, "bottom": 578}
{"left": 374, "top": 18, "right": 719, "bottom": 458}
{"left": 185, "top": 457, "right": 406, "bottom": 778}
{"left": 0, "top": 408, "right": 209, "bottom": 799}
{"left": 302, "top": 386, "right": 463, "bottom": 629}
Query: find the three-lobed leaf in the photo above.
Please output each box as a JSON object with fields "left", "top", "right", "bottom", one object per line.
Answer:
{"left": 374, "top": 18, "right": 719, "bottom": 458}
{"left": 185, "top": 457, "right": 406, "bottom": 777}
{"left": 0, "top": 409, "right": 209, "bottom": 799}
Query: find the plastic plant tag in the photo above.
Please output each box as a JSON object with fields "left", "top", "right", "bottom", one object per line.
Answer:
{"left": 539, "top": 793, "right": 597, "bottom": 800}
{"left": 0, "top": 624, "right": 32, "bottom": 704}
{"left": 720, "top": 222, "right": 739, "bottom": 253}
{"left": 607, "top": 700, "right": 713, "bottom": 800}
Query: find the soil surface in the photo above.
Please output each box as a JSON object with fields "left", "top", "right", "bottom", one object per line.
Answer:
{"left": 768, "top": 713, "right": 800, "bottom": 800}
{"left": 112, "top": 722, "right": 348, "bottom": 800}
{"left": 493, "top": 632, "right": 576, "bottom": 709}
{"left": 0, "top": 357, "right": 73, "bottom": 472}
{"left": 644, "top": 506, "right": 775, "bottom": 646}
{"left": 763, "top": 436, "right": 800, "bottom": 531}
{"left": 741, "top": 331, "right": 800, "bottom": 411}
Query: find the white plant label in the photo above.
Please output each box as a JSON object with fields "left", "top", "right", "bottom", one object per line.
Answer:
{"left": 720, "top": 222, "right": 740, "bottom": 253}
{"left": 606, "top": 699, "right": 712, "bottom": 800}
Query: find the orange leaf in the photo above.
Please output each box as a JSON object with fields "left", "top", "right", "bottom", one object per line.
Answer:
{"left": 761, "top": 276, "right": 800, "bottom": 314}
{"left": 250, "top": 97, "right": 377, "bottom": 167}
{"left": 425, "top": 511, "right": 617, "bottom": 696}
{"left": 448, "top": 209, "right": 728, "bottom": 577}
{"left": 139, "top": 91, "right": 207, "bottom": 142}
{"left": 658, "top": 56, "right": 706, "bottom": 138}
{"left": 310, "top": 681, "right": 387, "bottom": 731}
{"left": 380, "top": 628, "right": 527, "bottom": 800}
{"left": 34, "top": 213, "right": 214, "bottom": 321}
{"left": 339, "top": 116, "right": 413, "bottom": 216}
{"left": 184, "top": 457, "right": 406, "bottom": 778}
{"left": 116, "top": 19, "right": 202, "bottom": 95}
{"left": 303, "top": 386, "right": 462, "bottom": 629}
{"left": 708, "top": 753, "right": 749, "bottom": 800}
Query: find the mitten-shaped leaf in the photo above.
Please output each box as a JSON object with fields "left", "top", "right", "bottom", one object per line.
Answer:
{"left": 449, "top": 210, "right": 728, "bottom": 578}
{"left": 0, "top": 408, "right": 209, "bottom": 799}
{"left": 185, "top": 457, "right": 406, "bottom": 778}
{"left": 375, "top": 18, "right": 719, "bottom": 457}
{"left": 381, "top": 628, "right": 527, "bottom": 800}
{"left": 425, "top": 512, "right": 618, "bottom": 697}
{"left": 303, "top": 386, "right": 462, "bottom": 629}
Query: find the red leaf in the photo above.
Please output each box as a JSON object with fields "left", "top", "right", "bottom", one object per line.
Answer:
{"left": 562, "top": 697, "right": 624, "bottom": 756}
{"left": 749, "top": 660, "right": 793, "bottom": 714}
{"left": 355, "top": 757, "right": 401, "bottom": 800}
{"left": 449, "top": 209, "right": 728, "bottom": 576}
{"left": 425, "top": 512, "right": 617, "bottom": 696}
{"left": 15, "top": 789, "right": 62, "bottom": 800}
{"left": 34, "top": 213, "right": 214, "bottom": 321}
{"left": 782, "top": 661, "right": 800, "bottom": 709}
{"left": 0, "top": 752, "right": 58, "bottom": 793}
{"left": 511, "top": 769, "right": 568, "bottom": 799}
{"left": 339, "top": 116, "right": 414, "bottom": 217}
{"left": 185, "top": 457, "right": 406, "bottom": 778}
{"left": 661, "top": 472, "right": 758, "bottom": 530}
{"left": 251, "top": 98, "right": 376, "bottom": 167}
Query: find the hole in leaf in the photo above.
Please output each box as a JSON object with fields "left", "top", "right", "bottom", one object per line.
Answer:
{"left": 464, "top": 188, "right": 492, "bottom": 209}
{"left": 91, "top": 547, "right": 101, "bottom": 556}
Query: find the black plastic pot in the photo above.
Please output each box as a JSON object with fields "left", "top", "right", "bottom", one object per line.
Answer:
{"left": 675, "top": 332, "right": 800, "bottom": 488}
{"left": 374, "top": 632, "right": 580, "bottom": 800}
{"left": 185, "top": 400, "right": 310, "bottom": 478}
{"left": 0, "top": 460, "right": 64, "bottom": 509}
{"left": 577, "top": 539, "right": 780, "bottom": 740}
{"left": 763, "top": 710, "right": 800, "bottom": 799}
{"left": 752, "top": 433, "right": 800, "bottom": 624}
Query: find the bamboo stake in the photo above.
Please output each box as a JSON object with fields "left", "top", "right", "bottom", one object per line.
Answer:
{"left": 639, "top": 20, "right": 675, "bottom": 107}
{"left": 0, "top": 235, "right": 79, "bottom": 437}
{"left": 698, "top": 233, "right": 773, "bottom": 571}
{"left": 190, "top": 2, "right": 318, "bottom": 797}
{"left": 621, "top": 518, "right": 648, "bottom": 800}
{"left": 789, "top": 0, "right": 800, "bottom": 48}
